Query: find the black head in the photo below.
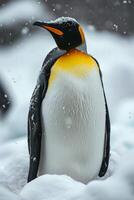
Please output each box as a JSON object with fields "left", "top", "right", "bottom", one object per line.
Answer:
{"left": 33, "top": 17, "right": 85, "bottom": 51}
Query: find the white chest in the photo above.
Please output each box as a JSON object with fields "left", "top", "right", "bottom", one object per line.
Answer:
{"left": 39, "top": 68, "right": 106, "bottom": 183}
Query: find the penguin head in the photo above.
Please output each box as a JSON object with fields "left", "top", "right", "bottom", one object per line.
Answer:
{"left": 33, "top": 17, "right": 85, "bottom": 51}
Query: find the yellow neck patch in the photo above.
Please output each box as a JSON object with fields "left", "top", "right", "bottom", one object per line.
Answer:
{"left": 48, "top": 49, "right": 98, "bottom": 87}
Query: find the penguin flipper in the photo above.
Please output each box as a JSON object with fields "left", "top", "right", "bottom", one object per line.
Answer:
{"left": 27, "top": 48, "right": 66, "bottom": 182}
{"left": 98, "top": 64, "right": 110, "bottom": 177}
{"left": 99, "top": 98, "right": 110, "bottom": 177}
{"left": 27, "top": 80, "right": 44, "bottom": 182}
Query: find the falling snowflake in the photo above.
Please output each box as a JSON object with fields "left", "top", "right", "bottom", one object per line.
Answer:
{"left": 113, "top": 24, "right": 118, "bottom": 32}
{"left": 122, "top": 0, "right": 131, "bottom": 3}
{"left": 21, "top": 27, "right": 29, "bottom": 35}
{"left": 33, "top": 157, "right": 37, "bottom": 162}
{"left": 4, "top": 94, "right": 8, "bottom": 98}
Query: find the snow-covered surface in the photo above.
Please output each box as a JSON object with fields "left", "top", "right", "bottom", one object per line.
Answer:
{"left": 0, "top": 136, "right": 134, "bottom": 200}
{"left": 20, "top": 152, "right": 134, "bottom": 200}
{"left": 0, "top": 7, "right": 134, "bottom": 199}
{"left": 0, "top": 139, "right": 28, "bottom": 194}
{"left": 0, "top": 187, "right": 20, "bottom": 200}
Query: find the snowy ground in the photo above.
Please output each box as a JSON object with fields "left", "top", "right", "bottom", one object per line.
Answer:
{"left": 0, "top": 14, "right": 134, "bottom": 200}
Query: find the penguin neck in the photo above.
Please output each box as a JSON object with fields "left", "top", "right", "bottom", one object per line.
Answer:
{"left": 57, "top": 42, "right": 87, "bottom": 54}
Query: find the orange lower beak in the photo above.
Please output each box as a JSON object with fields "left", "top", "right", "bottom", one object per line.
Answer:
{"left": 33, "top": 21, "right": 64, "bottom": 36}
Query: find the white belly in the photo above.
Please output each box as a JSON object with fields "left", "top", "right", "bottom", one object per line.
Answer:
{"left": 39, "top": 68, "right": 106, "bottom": 183}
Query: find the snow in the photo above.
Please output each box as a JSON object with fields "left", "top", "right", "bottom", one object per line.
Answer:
{"left": 113, "top": 24, "right": 118, "bottom": 32}
{"left": 45, "top": 16, "right": 78, "bottom": 25}
{"left": 0, "top": 139, "right": 28, "bottom": 193}
{"left": 0, "top": 3, "right": 134, "bottom": 199}
{"left": 123, "top": 0, "right": 132, "bottom": 4}
{"left": 0, "top": 139, "right": 134, "bottom": 200}
{"left": 21, "top": 27, "right": 30, "bottom": 35}
{"left": 0, "top": 187, "right": 20, "bottom": 200}
{"left": 20, "top": 175, "right": 85, "bottom": 200}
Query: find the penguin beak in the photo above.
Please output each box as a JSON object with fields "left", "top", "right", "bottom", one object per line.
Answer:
{"left": 33, "top": 21, "right": 64, "bottom": 36}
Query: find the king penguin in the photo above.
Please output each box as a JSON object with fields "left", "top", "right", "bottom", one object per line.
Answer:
{"left": 27, "top": 17, "right": 110, "bottom": 183}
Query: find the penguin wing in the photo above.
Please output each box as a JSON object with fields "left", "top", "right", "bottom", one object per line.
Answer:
{"left": 98, "top": 63, "right": 110, "bottom": 177}
{"left": 91, "top": 56, "right": 110, "bottom": 177}
{"left": 27, "top": 48, "right": 66, "bottom": 182}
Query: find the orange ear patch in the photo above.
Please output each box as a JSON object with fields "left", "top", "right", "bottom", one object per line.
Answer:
{"left": 79, "top": 26, "right": 85, "bottom": 43}
{"left": 43, "top": 25, "right": 64, "bottom": 36}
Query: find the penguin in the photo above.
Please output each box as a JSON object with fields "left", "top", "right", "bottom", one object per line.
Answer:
{"left": 27, "top": 17, "right": 110, "bottom": 183}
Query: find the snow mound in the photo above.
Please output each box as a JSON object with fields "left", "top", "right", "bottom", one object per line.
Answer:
{"left": 20, "top": 175, "right": 84, "bottom": 200}
{"left": 0, "top": 138, "right": 28, "bottom": 193}
{"left": 0, "top": 135, "right": 133, "bottom": 200}
{"left": 82, "top": 153, "right": 134, "bottom": 200}
{"left": 19, "top": 152, "right": 134, "bottom": 200}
